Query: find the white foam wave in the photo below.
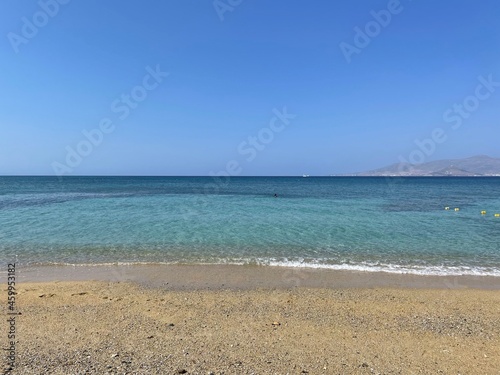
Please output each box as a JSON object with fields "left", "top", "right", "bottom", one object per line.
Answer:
{"left": 262, "top": 259, "right": 500, "bottom": 277}
{"left": 26, "top": 259, "right": 500, "bottom": 277}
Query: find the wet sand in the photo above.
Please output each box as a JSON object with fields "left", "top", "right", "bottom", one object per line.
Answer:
{"left": 2, "top": 265, "right": 500, "bottom": 374}
{"left": 15, "top": 264, "right": 500, "bottom": 290}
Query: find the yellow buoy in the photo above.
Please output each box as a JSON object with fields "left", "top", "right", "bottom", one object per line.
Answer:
{"left": 481, "top": 211, "right": 487, "bottom": 215}
{"left": 495, "top": 214, "right": 500, "bottom": 217}
{"left": 445, "top": 207, "right": 450, "bottom": 210}
{"left": 454, "top": 208, "right": 460, "bottom": 212}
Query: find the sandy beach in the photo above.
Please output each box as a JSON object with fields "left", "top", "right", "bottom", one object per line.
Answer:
{"left": 2, "top": 265, "right": 500, "bottom": 374}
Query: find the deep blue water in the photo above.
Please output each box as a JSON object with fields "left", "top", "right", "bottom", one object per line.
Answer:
{"left": 1, "top": 176, "right": 499, "bottom": 276}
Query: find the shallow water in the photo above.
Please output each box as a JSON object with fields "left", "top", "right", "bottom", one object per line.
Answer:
{"left": 1, "top": 176, "right": 499, "bottom": 276}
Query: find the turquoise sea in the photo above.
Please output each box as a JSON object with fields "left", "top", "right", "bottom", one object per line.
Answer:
{"left": 1, "top": 176, "right": 499, "bottom": 276}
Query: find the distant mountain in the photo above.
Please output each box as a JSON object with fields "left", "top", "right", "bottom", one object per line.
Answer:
{"left": 353, "top": 156, "right": 500, "bottom": 176}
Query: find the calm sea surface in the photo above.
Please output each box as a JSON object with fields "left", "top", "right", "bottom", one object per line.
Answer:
{"left": 1, "top": 176, "right": 499, "bottom": 276}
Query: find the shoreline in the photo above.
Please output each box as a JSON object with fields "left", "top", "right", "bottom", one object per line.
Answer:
{"left": 5, "top": 264, "right": 500, "bottom": 373}
{"left": 7, "top": 278, "right": 500, "bottom": 373}
{"left": 13, "top": 263, "right": 500, "bottom": 290}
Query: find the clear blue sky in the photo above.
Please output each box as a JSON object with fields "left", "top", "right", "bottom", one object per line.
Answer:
{"left": 1, "top": 0, "right": 499, "bottom": 175}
